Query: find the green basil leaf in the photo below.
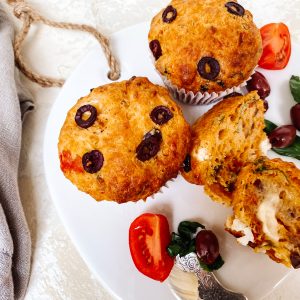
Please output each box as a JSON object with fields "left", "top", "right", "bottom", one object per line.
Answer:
{"left": 179, "top": 238, "right": 196, "bottom": 257}
{"left": 290, "top": 75, "right": 300, "bottom": 103}
{"left": 199, "top": 255, "right": 225, "bottom": 272}
{"left": 264, "top": 119, "right": 300, "bottom": 160}
{"left": 167, "top": 242, "right": 182, "bottom": 257}
{"left": 264, "top": 119, "right": 277, "bottom": 134}
{"left": 178, "top": 221, "right": 205, "bottom": 239}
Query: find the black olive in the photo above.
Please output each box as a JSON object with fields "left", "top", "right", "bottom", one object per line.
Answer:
{"left": 149, "top": 40, "right": 162, "bottom": 60}
{"left": 225, "top": 2, "right": 245, "bottom": 16}
{"left": 150, "top": 106, "right": 173, "bottom": 125}
{"left": 196, "top": 230, "right": 220, "bottom": 265}
{"left": 162, "top": 5, "right": 177, "bottom": 23}
{"left": 75, "top": 105, "right": 97, "bottom": 129}
{"left": 223, "top": 92, "right": 242, "bottom": 99}
{"left": 136, "top": 129, "right": 162, "bottom": 162}
{"left": 246, "top": 71, "right": 271, "bottom": 100}
{"left": 197, "top": 57, "right": 220, "bottom": 81}
{"left": 82, "top": 150, "right": 104, "bottom": 173}
{"left": 268, "top": 125, "right": 296, "bottom": 148}
{"left": 291, "top": 252, "right": 300, "bottom": 269}
{"left": 291, "top": 103, "right": 300, "bottom": 130}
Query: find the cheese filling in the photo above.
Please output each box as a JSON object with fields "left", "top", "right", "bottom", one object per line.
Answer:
{"left": 260, "top": 138, "right": 272, "bottom": 155}
{"left": 196, "top": 147, "right": 209, "bottom": 161}
{"left": 257, "top": 193, "right": 280, "bottom": 242}
{"left": 231, "top": 219, "right": 254, "bottom": 246}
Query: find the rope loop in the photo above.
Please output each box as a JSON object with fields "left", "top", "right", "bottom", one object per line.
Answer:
{"left": 8, "top": 0, "right": 121, "bottom": 88}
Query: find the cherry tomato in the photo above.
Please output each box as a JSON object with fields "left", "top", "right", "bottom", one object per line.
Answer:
{"left": 129, "top": 213, "right": 174, "bottom": 282}
{"left": 259, "top": 23, "right": 291, "bottom": 70}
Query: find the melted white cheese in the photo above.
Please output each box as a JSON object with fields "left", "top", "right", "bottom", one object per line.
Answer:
{"left": 257, "top": 193, "right": 280, "bottom": 242}
{"left": 196, "top": 147, "right": 209, "bottom": 161}
{"left": 231, "top": 219, "right": 254, "bottom": 246}
{"left": 260, "top": 138, "right": 272, "bottom": 155}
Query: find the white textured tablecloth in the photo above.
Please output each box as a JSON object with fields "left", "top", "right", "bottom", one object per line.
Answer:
{"left": 2, "top": 0, "right": 300, "bottom": 299}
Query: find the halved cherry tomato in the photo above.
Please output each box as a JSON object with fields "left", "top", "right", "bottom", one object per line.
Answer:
{"left": 129, "top": 213, "right": 174, "bottom": 282}
{"left": 259, "top": 23, "right": 291, "bottom": 70}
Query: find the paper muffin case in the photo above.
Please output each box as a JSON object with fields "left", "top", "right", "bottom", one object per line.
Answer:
{"left": 150, "top": 177, "right": 175, "bottom": 199}
{"left": 163, "top": 76, "right": 249, "bottom": 106}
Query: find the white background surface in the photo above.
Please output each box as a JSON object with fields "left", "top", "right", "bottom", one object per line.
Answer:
{"left": 2, "top": 0, "right": 300, "bottom": 299}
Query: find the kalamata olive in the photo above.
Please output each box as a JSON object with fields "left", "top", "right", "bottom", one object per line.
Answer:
{"left": 223, "top": 92, "right": 242, "bottom": 99}
{"left": 149, "top": 40, "right": 162, "bottom": 60}
{"left": 162, "top": 5, "right": 177, "bottom": 23}
{"left": 197, "top": 57, "right": 220, "bottom": 80}
{"left": 268, "top": 125, "right": 296, "bottom": 148}
{"left": 291, "top": 103, "right": 300, "bottom": 130}
{"left": 196, "top": 230, "right": 220, "bottom": 265}
{"left": 136, "top": 129, "right": 162, "bottom": 161}
{"left": 75, "top": 105, "right": 97, "bottom": 129}
{"left": 263, "top": 100, "right": 269, "bottom": 112}
{"left": 291, "top": 252, "right": 300, "bottom": 269}
{"left": 150, "top": 106, "right": 173, "bottom": 125}
{"left": 82, "top": 150, "right": 104, "bottom": 173}
{"left": 182, "top": 154, "right": 191, "bottom": 173}
{"left": 225, "top": 2, "right": 245, "bottom": 16}
{"left": 246, "top": 71, "right": 271, "bottom": 100}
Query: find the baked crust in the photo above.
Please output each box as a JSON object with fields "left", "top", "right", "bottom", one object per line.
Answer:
{"left": 181, "top": 91, "right": 267, "bottom": 206}
{"left": 148, "top": 0, "right": 262, "bottom": 94}
{"left": 226, "top": 158, "right": 300, "bottom": 267}
{"left": 58, "top": 77, "right": 191, "bottom": 203}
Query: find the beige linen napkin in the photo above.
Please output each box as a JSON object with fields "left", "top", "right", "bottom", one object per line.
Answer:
{"left": 0, "top": 4, "right": 32, "bottom": 300}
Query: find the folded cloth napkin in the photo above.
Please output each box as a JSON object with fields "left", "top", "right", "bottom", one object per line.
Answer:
{"left": 0, "top": 5, "right": 33, "bottom": 300}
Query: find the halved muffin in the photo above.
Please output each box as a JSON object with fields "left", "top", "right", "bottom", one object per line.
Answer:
{"left": 181, "top": 91, "right": 270, "bottom": 205}
{"left": 226, "top": 158, "right": 300, "bottom": 268}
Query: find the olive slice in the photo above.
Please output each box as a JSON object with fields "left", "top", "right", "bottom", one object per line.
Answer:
{"left": 225, "top": 2, "right": 245, "bottom": 16}
{"left": 149, "top": 40, "right": 162, "bottom": 60}
{"left": 136, "top": 129, "right": 162, "bottom": 162}
{"left": 75, "top": 104, "right": 97, "bottom": 129}
{"left": 197, "top": 57, "right": 220, "bottom": 80}
{"left": 162, "top": 5, "right": 177, "bottom": 23}
{"left": 82, "top": 150, "right": 104, "bottom": 173}
{"left": 150, "top": 106, "right": 173, "bottom": 125}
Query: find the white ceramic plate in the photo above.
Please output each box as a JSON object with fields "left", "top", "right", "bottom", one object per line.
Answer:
{"left": 44, "top": 22, "right": 300, "bottom": 300}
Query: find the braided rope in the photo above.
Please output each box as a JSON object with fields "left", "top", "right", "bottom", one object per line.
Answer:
{"left": 8, "top": 0, "right": 120, "bottom": 88}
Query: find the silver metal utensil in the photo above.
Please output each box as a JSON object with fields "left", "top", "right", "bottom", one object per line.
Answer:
{"left": 176, "top": 253, "right": 248, "bottom": 300}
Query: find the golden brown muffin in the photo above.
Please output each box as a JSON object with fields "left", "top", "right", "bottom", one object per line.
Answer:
{"left": 58, "top": 77, "right": 191, "bottom": 203}
{"left": 181, "top": 91, "right": 269, "bottom": 206}
{"left": 226, "top": 158, "right": 300, "bottom": 268}
{"left": 148, "top": 0, "right": 262, "bottom": 94}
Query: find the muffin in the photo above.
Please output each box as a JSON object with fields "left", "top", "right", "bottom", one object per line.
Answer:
{"left": 226, "top": 158, "right": 300, "bottom": 268}
{"left": 148, "top": 0, "right": 262, "bottom": 105}
{"left": 58, "top": 77, "right": 191, "bottom": 203}
{"left": 181, "top": 91, "right": 270, "bottom": 206}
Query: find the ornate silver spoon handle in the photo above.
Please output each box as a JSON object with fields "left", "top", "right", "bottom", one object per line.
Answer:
{"left": 175, "top": 253, "right": 247, "bottom": 300}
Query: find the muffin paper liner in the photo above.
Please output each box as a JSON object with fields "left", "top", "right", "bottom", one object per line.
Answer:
{"left": 163, "top": 76, "right": 250, "bottom": 106}
{"left": 150, "top": 177, "right": 175, "bottom": 199}
{"left": 149, "top": 46, "right": 256, "bottom": 105}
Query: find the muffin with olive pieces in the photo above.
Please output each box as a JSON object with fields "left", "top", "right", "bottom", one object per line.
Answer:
{"left": 226, "top": 158, "right": 300, "bottom": 269}
{"left": 58, "top": 77, "right": 191, "bottom": 203}
{"left": 181, "top": 91, "right": 270, "bottom": 206}
{"left": 148, "top": 0, "right": 262, "bottom": 105}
